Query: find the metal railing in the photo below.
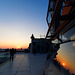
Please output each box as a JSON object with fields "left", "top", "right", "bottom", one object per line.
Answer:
{"left": 0, "top": 52, "right": 10, "bottom": 64}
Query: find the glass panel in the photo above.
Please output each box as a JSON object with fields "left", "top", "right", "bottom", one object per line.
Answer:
{"left": 60, "top": 27, "right": 75, "bottom": 42}
{"left": 56, "top": 41, "right": 75, "bottom": 74}
{"left": 52, "top": 39, "right": 61, "bottom": 44}
{"left": 48, "top": 12, "right": 51, "bottom": 24}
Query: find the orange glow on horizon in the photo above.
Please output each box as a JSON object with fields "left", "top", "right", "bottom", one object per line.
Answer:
{"left": 0, "top": 44, "right": 28, "bottom": 49}
{"left": 0, "top": 39, "right": 30, "bottom": 49}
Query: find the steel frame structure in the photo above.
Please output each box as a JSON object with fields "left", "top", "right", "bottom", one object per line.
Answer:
{"left": 46, "top": 0, "right": 75, "bottom": 44}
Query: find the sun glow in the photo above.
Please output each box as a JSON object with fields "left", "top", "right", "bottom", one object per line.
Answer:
{"left": 17, "top": 46, "right": 20, "bottom": 49}
{"left": 62, "top": 62, "right": 66, "bottom": 66}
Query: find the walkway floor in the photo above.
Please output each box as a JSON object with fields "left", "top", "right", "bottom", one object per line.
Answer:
{"left": 0, "top": 53, "right": 47, "bottom": 75}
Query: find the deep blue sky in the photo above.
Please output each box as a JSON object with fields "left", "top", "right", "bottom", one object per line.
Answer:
{"left": 0, "top": 0, "right": 49, "bottom": 48}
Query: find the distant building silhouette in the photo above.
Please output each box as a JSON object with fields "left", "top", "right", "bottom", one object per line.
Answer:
{"left": 30, "top": 34, "right": 51, "bottom": 53}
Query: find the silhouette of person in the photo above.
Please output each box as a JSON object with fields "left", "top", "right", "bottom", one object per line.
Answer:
{"left": 10, "top": 48, "right": 15, "bottom": 61}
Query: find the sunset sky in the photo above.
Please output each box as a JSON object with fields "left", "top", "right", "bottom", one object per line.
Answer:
{"left": 0, "top": 0, "right": 48, "bottom": 49}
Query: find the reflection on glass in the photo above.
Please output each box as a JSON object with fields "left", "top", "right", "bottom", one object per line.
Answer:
{"left": 52, "top": 27, "right": 75, "bottom": 74}
{"left": 56, "top": 41, "right": 75, "bottom": 74}
{"left": 61, "top": 27, "right": 75, "bottom": 41}
{"left": 70, "top": 34, "right": 75, "bottom": 40}
{"left": 73, "top": 43, "right": 75, "bottom": 46}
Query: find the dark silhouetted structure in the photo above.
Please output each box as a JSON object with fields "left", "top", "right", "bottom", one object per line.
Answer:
{"left": 30, "top": 34, "right": 51, "bottom": 53}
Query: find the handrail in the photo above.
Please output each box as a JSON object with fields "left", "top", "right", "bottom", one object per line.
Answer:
{"left": 0, "top": 52, "right": 10, "bottom": 64}
{"left": 0, "top": 52, "right": 10, "bottom": 56}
